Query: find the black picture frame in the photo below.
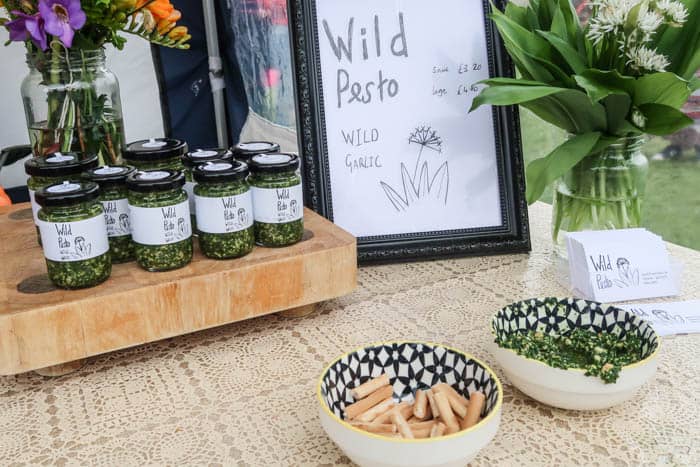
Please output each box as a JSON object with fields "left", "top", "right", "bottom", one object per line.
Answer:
{"left": 288, "top": 0, "right": 530, "bottom": 263}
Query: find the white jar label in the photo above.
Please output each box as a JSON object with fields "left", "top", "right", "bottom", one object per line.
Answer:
{"left": 195, "top": 191, "right": 253, "bottom": 234}
{"left": 129, "top": 200, "right": 192, "bottom": 245}
{"left": 38, "top": 215, "right": 110, "bottom": 262}
{"left": 101, "top": 198, "right": 131, "bottom": 237}
{"left": 251, "top": 184, "right": 303, "bottom": 224}
{"left": 184, "top": 181, "right": 196, "bottom": 217}
{"left": 28, "top": 188, "right": 40, "bottom": 225}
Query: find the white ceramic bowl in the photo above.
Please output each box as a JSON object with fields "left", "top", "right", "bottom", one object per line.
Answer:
{"left": 317, "top": 341, "right": 502, "bottom": 467}
{"left": 490, "top": 297, "right": 660, "bottom": 410}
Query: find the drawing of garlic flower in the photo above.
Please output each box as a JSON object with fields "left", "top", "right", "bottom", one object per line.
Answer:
{"left": 380, "top": 126, "right": 449, "bottom": 212}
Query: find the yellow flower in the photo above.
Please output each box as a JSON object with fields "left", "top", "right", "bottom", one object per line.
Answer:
{"left": 167, "top": 25, "right": 188, "bottom": 40}
{"left": 156, "top": 9, "right": 182, "bottom": 34}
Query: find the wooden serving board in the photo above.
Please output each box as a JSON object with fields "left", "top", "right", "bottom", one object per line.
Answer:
{"left": 0, "top": 204, "right": 357, "bottom": 375}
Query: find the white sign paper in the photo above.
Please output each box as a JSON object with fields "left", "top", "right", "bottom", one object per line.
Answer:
{"left": 621, "top": 301, "right": 700, "bottom": 336}
{"left": 315, "top": 0, "right": 502, "bottom": 237}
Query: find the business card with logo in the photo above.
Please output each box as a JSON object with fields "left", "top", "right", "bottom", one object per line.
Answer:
{"left": 566, "top": 229, "right": 679, "bottom": 302}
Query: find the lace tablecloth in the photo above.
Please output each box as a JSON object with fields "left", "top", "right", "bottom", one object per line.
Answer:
{"left": 2, "top": 202, "right": 699, "bottom": 466}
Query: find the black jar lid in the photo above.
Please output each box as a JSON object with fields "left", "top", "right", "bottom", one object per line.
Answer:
{"left": 193, "top": 161, "right": 249, "bottom": 183}
{"left": 248, "top": 153, "right": 300, "bottom": 174}
{"left": 182, "top": 148, "right": 233, "bottom": 168}
{"left": 123, "top": 138, "right": 188, "bottom": 162}
{"left": 25, "top": 152, "right": 99, "bottom": 177}
{"left": 83, "top": 165, "right": 136, "bottom": 186}
{"left": 126, "top": 169, "right": 186, "bottom": 193}
{"left": 35, "top": 180, "right": 100, "bottom": 207}
{"left": 232, "top": 141, "right": 281, "bottom": 162}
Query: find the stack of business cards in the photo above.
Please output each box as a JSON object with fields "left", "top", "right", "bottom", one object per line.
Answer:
{"left": 566, "top": 229, "right": 679, "bottom": 302}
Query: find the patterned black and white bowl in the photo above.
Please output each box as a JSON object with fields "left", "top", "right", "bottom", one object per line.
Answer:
{"left": 490, "top": 297, "right": 660, "bottom": 410}
{"left": 317, "top": 341, "right": 502, "bottom": 467}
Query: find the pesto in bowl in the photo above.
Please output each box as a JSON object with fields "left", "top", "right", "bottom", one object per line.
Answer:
{"left": 126, "top": 169, "right": 193, "bottom": 272}
{"left": 35, "top": 181, "right": 111, "bottom": 289}
{"left": 248, "top": 153, "right": 304, "bottom": 247}
{"left": 193, "top": 161, "right": 254, "bottom": 259}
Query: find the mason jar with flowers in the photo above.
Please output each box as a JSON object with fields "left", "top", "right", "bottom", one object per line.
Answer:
{"left": 471, "top": 0, "right": 699, "bottom": 256}
{"left": 1, "top": 0, "right": 191, "bottom": 164}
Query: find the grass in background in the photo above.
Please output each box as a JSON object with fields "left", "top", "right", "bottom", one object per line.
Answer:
{"left": 520, "top": 110, "right": 700, "bottom": 251}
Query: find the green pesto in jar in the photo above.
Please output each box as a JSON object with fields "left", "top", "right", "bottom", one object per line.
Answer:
{"left": 83, "top": 165, "right": 137, "bottom": 263}
{"left": 122, "top": 138, "right": 187, "bottom": 171}
{"left": 25, "top": 152, "right": 99, "bottom": 244}
{"left": 35, "top": 181, "right": 112, "bottom": 289}
{"left": 126, "top": 169, "right": 193, "bottom": 271}
{"left": 248, "top": 153, "right": 304, "bottom": 247}
{"left": 193, "top": 161, "right": 254, "bottom": 259}
{"left": 182, "top": 148, "right": 234, "bottom": 233}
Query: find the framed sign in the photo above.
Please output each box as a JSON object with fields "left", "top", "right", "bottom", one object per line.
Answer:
{"left": 288, "top": 0, "right": 530, "bottom": 263}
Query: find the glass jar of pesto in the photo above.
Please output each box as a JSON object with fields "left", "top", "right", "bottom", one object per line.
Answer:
{"left": 83, "top": 165, "right": 136, "bottom": 263}
{"left": 35, "top": 181, "right": 111, "bottom": 289}
{"left": 248, "top": 153, "right": 304, "bottom": 247}
{"left": 232, "top": 141, "right": 280, "bottom": 165}
{"left": 182, "top": 148, "right": 234, "bottom": 231}
{"left": 122, "top": 138, "right": 187, "bottom": 171}
{"left": 193, "top": 161, "right": 255, "bottom": 259}
{"left": 25, "top": 152, "right": 99, "bottom": 242}
{"left": 126, "top": 169, "right": 193, "bottom": 271}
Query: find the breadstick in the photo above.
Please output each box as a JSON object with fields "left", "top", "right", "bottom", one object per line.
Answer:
{"left": 355, "top": 397, "right": 395, "bottom": 423}
{"left": 413, "top": 389, "right": 428, "bottom": 420}
{"left": 374, "top": 401, "right": 412, "bottom": 424}
{"left": 345, "top": 385, "right": 393, "bottom": 420}
{"left": 407, "top": 416, "right": 420, "bottom": 423}
{"left": 390, "top": 410, "right": 414, "bottom": 439}
{"left": 406, "top": 420, "right": 436, "bottom": 430}
{"left": 433, "top": 383, "right": 469, "bottom": 408}
{"left": 434, "top": 391, "right": 459, "bottom": 434}
{"left": 348, "top": 421, "right": 397, "bottom": 433}
{"left": 411, "top": 426, "right": 433, "bottom": 439}
{"left": 463, "top": 391, "right": 486, "bottom": 429}
{"left": 425, "top": 389, "right": 440, "bottom": 419}
{"left": 351, "top": 374, "right": 391, "bottom": 400}
{"left": 430, "top": 422, "right": 446, "bottom": 438}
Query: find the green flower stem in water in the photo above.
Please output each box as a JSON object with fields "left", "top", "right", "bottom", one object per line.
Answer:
{"left": 38, "top": 201, "right": 111, "bottom": 289}
{"left": 552, "top": 137, "right": 648, "bottom": 255}
{"left": 194, "top": 181, "right": 254, "bottom": 259}
{"left": 496, "top": 328, "right": 643, "bottom": 384}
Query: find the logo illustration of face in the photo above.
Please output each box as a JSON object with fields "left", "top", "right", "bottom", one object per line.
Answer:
{"left": 238, "top": 208, "right": 247, "bottom": 224}
{"left": 177, "top": 218, "right": 186, "bottom": 236}
{"left": 617, "top": 257, "right": 630, "bottom": 274}
{"left": 74, "top": 236, "right": 90, "bottom": 257}
{"left": 119, "top": 213, "right": 130, "bottom": 232}
{"left": 290, "top": 199, "right": 298, "bottom": 216}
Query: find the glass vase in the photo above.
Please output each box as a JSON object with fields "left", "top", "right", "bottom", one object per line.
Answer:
{"left": 21, "top": 48, "right": 125, "bottom": 165}
{"left": 552, "top": 136, "right": 649, "bottom": 257}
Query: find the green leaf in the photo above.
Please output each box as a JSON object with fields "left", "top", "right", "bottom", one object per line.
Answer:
{"left": 633, "top": 72, "right": 692, "bottom": 108}
{"left": 479, "top": 78, "right": 549, "bottom": 86}
{"left": 469, "top": 85, "right": 570, "bottom": 112}
{"left": 690, "top": 76, "right": 700, "bottom": 92}
{"left": 521, "top": 90, "right": 608, "bottom": 134}
{"left": 638, "top": 103, "right": 694, "bottom": 135}
{"left": 537, "top": 30, "right": 587, "bottom": 75}
{"left": 549, "top": 7, "right": 568, "bottom": 40}
{"left": 602, "top": 94, "right": 632, "bottom": 135}
{"left": 573, "top": 69, "right": 635, "bottom": 102}
{"left": 526, "top": 133, "right": 602, "bottom": 203}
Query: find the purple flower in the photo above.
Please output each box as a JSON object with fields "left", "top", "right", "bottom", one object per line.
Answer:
{"left": 39, "top": 0, "right": 86, "bottom": 48}
{"left": 6, "top": 11, "right": 48, "bottom": 50}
